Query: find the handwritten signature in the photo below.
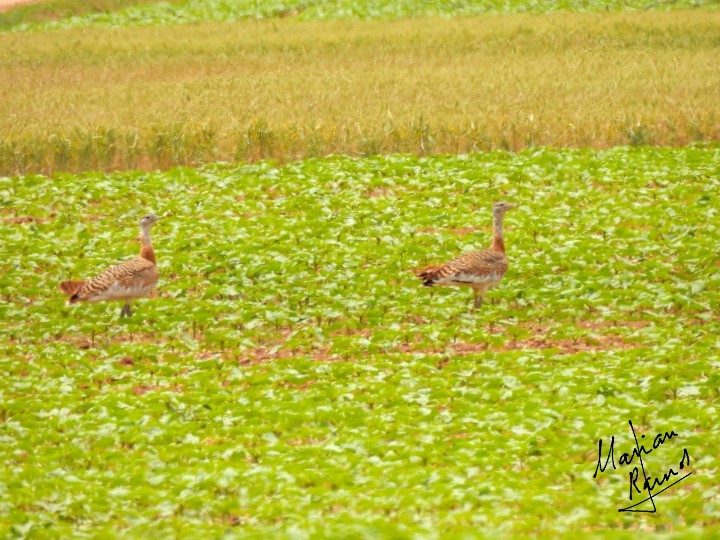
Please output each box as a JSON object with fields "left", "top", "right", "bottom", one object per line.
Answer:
{"left": 593, "top": 420, "right": 692, "bottom": 512}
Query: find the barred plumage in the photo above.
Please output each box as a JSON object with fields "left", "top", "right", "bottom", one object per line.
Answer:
{"left": 416, "top": 202, "right": 517, "bottom": 309}
{"left": 60, "top": 214, "right": 163, "bottom": 318}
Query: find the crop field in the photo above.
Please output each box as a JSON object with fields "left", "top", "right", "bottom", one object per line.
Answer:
{"left": 1, "top": 147, "right": 719, "bottom": 537}
{"left": 2, "top": 10, "right": 720, "bottom": 176}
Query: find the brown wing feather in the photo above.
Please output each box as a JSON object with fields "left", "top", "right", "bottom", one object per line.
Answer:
{"left": 417, "top": 249, "right": 508, "bottom": 286}
{"left": 70, "top": 257, "right": 158, "bottom": 302}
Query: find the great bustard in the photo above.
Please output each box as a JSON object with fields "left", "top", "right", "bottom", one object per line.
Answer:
{"left": 416, "top": 202, "right": 517, "bottom": 309}
{"left": 60, "top": 214, "right": 163, "bottom": 318}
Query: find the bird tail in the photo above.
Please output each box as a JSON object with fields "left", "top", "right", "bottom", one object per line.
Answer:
{"left": 415, "top": 266, "right": 441, "bottom": 287}
{"left": 59, "top": 281, "right": 86, "bottom": 303}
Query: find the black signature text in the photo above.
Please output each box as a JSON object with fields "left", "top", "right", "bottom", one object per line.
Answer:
{"left": 593, "top": 420, "right": 692, "bottom": 512}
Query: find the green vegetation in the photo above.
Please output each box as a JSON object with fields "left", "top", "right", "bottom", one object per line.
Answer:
{"left": 1, "top": 11, "right": 719, "bottom": 176}
{"left": 0, "top": 0, "right": 171, "bottom": 31}
{"left": 4, "top": 0, "right": 718, "bottom": 32}
{"left": 1, "top": 148, "right": 718, "bottom": 537}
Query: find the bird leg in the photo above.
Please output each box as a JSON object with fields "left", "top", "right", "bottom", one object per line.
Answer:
{"left": 120, "top": 302, "right": 132, "bottom": 318}
{"left": 473, "top": 290, "right": 484, "bottom": 310}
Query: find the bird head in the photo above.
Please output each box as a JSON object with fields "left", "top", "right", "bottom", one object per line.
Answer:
{"left": 493, "top": 202, "right": 517, "bottom": 216}
{"left": 137, "top": 214, "right": 163, "bottom": 240}
{"left": 139, "top": 214, "right": 163, "bottom": 228}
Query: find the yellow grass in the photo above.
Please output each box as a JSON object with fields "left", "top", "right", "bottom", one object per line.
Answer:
{"left": 1, "top": 10, "right": 719, "bottom": 175}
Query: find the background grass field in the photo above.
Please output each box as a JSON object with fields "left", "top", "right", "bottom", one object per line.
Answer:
{"left": 1, "top": 10, "right": 719, "bottom": 175}
{"left": 2, "top": 148, "right": 719, "bottom": 537}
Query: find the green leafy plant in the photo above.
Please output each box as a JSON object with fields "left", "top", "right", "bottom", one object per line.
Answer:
{"left": 0, "top": 148, "right": 718, "bottom": 537}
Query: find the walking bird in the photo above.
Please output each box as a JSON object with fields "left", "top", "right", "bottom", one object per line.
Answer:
{"left": 60, "top": 214, "right": 163, "bottom": 318}
{"left": 416, "top": 202, "right": 517, "bottom": 309}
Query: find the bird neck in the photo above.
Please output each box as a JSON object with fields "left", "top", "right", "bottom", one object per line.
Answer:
{"left": 490, "top": 211, "right": 505, "bottom": 253}
{"left": 139, "top": 226, "right": 156, "bottom": 265}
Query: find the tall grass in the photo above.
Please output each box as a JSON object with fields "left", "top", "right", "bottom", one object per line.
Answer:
{"left": 1, "top": 11, "right": 719, "bottom": 175}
